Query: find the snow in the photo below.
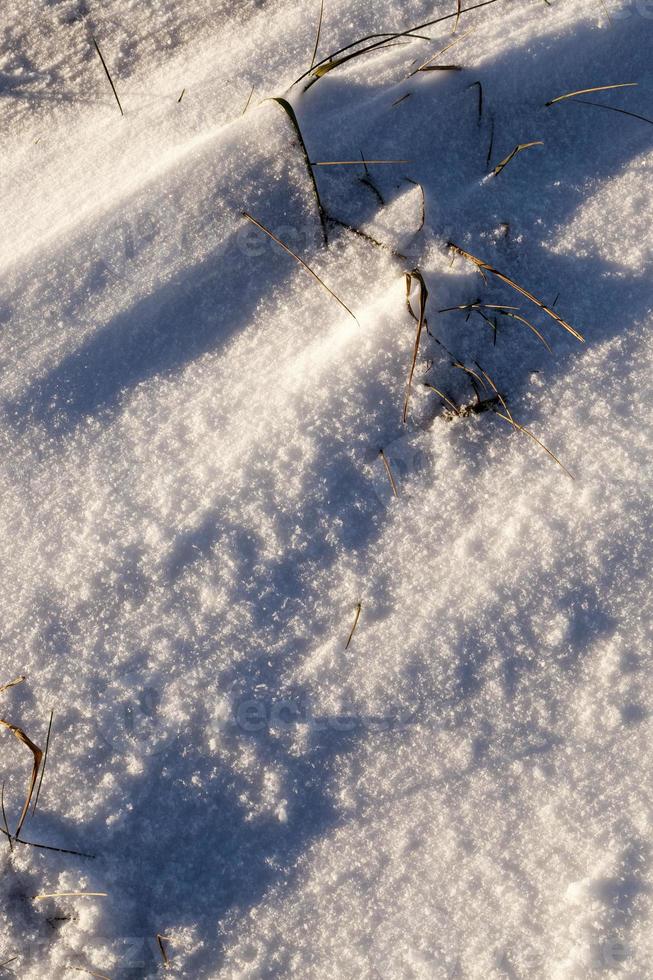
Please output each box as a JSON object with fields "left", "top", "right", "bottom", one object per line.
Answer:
{"left": 1, "top": 0, "right": 652, "bottom": 976}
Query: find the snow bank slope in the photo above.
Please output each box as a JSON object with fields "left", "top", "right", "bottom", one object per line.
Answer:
{"left": 1, "top": 0, "right": 652, "bottom": 976}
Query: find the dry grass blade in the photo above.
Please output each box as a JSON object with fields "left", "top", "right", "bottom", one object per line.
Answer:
{"left": 474, "top": 363, "right": 513, "bottom": 422}
{"left": 453, "top": 362, "right": 487, "bottom": 392}
{"left": 33, "top": 892, "right": 107, "bottom": 901}
{"left": 424, "top": 383, "right": 460, "bottom": 415}
{"left": 546, "top": 82, "right": 636, "bottom": 106}
{"left": 92, "top": 37, "right": 124, "bottom": 117}
{"left": 31, "top": 711, "right": 53, "bottom": 817}
{"left": 345, "top": 602, "right": 362, "bottom": 650}
{"left": 403, "top": 270, "right": 429, "bottom": 423}
{"left": 242, "top": 212, "right": 358, "bottom": 323}
{"left": 379, "top": 449, "right": 400, "bottom": 498}
{"left": 0, "top": 957, "right": 18, "bottom": 969}
{"left": 492, "top": 141, "right": 543, "bottom": 176}
{"left": 311, "top": 159, "right": 411, "bottom": 166}
{"left": 0, "top": 676, "right": 25, "bottom": 694}
{"left": 309, "top": 0, "right": 325, "bottom": 70}
{"left": 494, "top": 412, "right": 574, "bottom": 479}
{"left": 448, "top": 242, "right": 584, "bottom": 341}
{"left": 418, "top": 65, "right": 462, "bottom": 72}
{"left": 408, "top": 28, "right": 474, "bottom": 76}
{"left": 497, "top": 309, "right": 551, "bottom": 351}
{"left": 0, "top": 719, "right": 42, "bottom": 838}
{"left": 571, "top": 99, "right": 653, "bottom": 126}
{"left": 242, "top": 85, "right": 255, "bottom": 114}
{"left": 177, "top": 88, "right": 185, "bottom": 104}
{"left": 269, "top": 98, "right": 328, "bottom": 243}
{"left": 157, "top": 934, "right": 172, "bottom": 968}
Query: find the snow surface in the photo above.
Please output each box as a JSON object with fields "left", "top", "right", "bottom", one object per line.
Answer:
{"left": 1, "top": 0, "right": 653, "bottom": 976}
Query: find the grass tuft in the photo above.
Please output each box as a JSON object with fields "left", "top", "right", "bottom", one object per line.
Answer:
{"left": 447, "top": 242, "right": 584, "bottom": 342}
{"left": 295, "top": 0, "right": 508, "bottom": 89}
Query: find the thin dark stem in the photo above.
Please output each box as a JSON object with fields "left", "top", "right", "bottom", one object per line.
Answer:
{"left": 0, "top": 825, "right": 94, "bottom": 858}
{"left": 571, "top": 98, "right": 653, "bottom": 126}
{"left": 31, "top": 711, "right": 53, "bottom": 817}
{"left": 92, "top": 36, "right": 124, "bottom": 116}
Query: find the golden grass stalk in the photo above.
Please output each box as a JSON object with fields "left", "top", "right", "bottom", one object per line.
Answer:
{"left": 379, "top": 449, "right": 399, "bottom": 498}
{"left": 418, "top": 65, "right": 463, "bottom": 72}
{"left": 0, "top": 719, "right": 42, "bottom": 838}
{"left": 408, "top": 27, "right": 474, "bottom": 76}
{"left": 311, "top": 159, "right": 411, "bottom": 166}
{"left": 0, "top": 676, "right": 25, "bottom": 694}
{"left": 403, "top": 270, "right": 429, "bottom": 423}
{"left": 497, "top": 309, "right": 551, "bottom": 351}
{"left": 242, "top": 212, "right": 358, "bottom": 323}
{"left": 492, "top": 141, "right": 543, "bottom": 176}
{"left": 345, "top": 602, "right": 362, "bottom": 650}
{"left": 545, "top": 82, "right": 636, "bottom": 106}
{"left": 92, "top": 37, "right": 124, "bottom": 117}
{"left": 447, "top": 242, "right": 584, "bottom": 342}
{"left": 494, "top": 412, "right": 574, "bottom": 479}
{"left": 269, "top": 98, "right": 328, "bottom": 243}
{"left": 33, "top": 892, "right": 107, "bottom": 901}
{"left": 424, "top": 383, "right": 460, "bottom": 415}
{"left": 474, "top": 364, "right": 514, "bottom": 422}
